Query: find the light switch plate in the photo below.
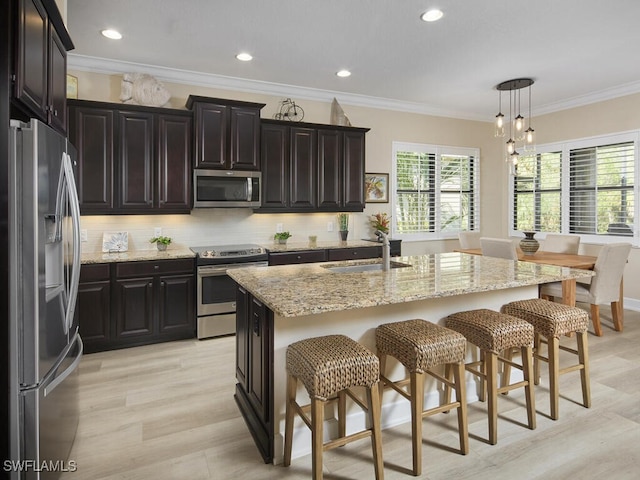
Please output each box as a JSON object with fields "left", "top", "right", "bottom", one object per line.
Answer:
{"left": 327, "top": 222, "right": 334, "bottom": 232}
{"left": 154, "top": 227, "right": 162, "bottom": 237}
{"left": 276, "top": 223, "right": 283, "bottom": 233}
{"left": 80, "top": 229, "right": 88, "bottom": 242}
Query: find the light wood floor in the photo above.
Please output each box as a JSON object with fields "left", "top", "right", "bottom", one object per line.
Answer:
{"left": 62, "top": 308, "right": 640, "bottom": 480}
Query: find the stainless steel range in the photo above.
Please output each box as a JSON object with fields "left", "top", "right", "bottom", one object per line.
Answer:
{"left": 190, "top": 244, "right": 268, "bottom": 339}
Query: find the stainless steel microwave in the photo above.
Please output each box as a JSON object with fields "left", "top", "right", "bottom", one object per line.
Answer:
{"left": 193, "top": 170, "right": 261, "bottom": 208}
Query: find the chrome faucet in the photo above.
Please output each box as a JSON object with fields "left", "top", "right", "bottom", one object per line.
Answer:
{"left": 377, "top": 230, "right": 391, "bottom": 271}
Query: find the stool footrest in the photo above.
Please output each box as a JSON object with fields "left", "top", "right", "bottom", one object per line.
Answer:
{"left": 497, "top": 380, "right": 528, "bottom": 395}
{"left": 324, "top": 430, "right": 373, "bottom": 452}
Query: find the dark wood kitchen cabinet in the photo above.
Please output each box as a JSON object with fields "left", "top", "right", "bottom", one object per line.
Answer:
{"left": 12, "top": 0, "right": 74, "bottom": 135}
{"left": 186, "top": 95, "right": 265, "bottom": 170}
{"left": 268, "top": 249, "right": 327, "bottom": 265}
{"left": 258, "top": 119, "right": 369, "bottom": 213}
{"left": 68, "top": 100, "right": 192, "bottom": 215}
{"left": 235, "top": 286, "right": 273, "bottom": 463}
{"left": 78, "top": 259, "right": 196, "bottom": 353}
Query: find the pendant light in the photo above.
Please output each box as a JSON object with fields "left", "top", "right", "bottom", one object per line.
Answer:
{"left": 495, "top": 78, "right": 535, "bottom": 170}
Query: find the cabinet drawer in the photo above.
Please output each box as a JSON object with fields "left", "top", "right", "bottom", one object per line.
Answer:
{"left": 116, "top": 259, "right": 195, "bottom": 278}
{"left": 327, "top": 246, "right": 381, "bottom": 261}
{"left": 268, "top": 250, "right": 327, "bottom": 265}
{"left": 80, "top": 263, "right": 110, "bottom": 282}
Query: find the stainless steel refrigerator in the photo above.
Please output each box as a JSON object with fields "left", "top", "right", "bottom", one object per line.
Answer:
{"left": 8, "top": 119, "right": 82, "bottom": 479}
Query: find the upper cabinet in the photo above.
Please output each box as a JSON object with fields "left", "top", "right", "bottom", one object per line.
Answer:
{"left": 186, "top": 95, "right": 265, "bottom": 171}
{"left": 68, "top": 100, "right": 192, "bottom": 215}
{"left": 12, "top": 0, "right": 74, "bottom": 134}
{"left": 258, "top": 119, "right": 369, "bottom": 213}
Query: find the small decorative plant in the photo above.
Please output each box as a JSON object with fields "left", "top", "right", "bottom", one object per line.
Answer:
{"left": 274, "top": 231, "right": 292, "bottom": 244}
{"left": 337, "top": 213, "right": 350, "bottom": 232}
{"left": 150, "top": 235, "right": 172, "bottom": 251}
{"left": 370, "top": 212, "right": 390, "bottom": 234}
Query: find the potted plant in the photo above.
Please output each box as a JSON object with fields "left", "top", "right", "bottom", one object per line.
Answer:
{"left": 370, "top": 212, "right": 390, "bottom": 241}
{"left": 150, "top": 235, "right": 172, "bottom": 251}
{"left": 274, "top": 231, "right": 292, "bottom": 244}
{"left": 337, "top": 213, "right": 349, "bottom": 241}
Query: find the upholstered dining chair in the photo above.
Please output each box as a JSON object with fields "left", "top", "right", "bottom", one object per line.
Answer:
{"left": 539, "top": 242, "right": 631, "bottom": 336}
{"left": 480, "top": 237, "right": 518, "bottom": 260}
{"left": 459, "top": 231, "right": 482, "bottom": 249}
{"left": 540, "top": 234, "right": 581, "bottom": 254}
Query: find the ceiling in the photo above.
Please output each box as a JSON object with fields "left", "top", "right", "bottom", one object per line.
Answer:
{"left": 66, "top": 0, "right": 640, "bottom": 121}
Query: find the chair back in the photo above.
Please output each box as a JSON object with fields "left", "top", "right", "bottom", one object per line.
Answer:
{"left": 458, "top": 231, "right": 482, "bottom": 249}
{"left": 541, "top": 234, "right": 580, "bottom": 254}
{"left": 589, "top": 243, "right": 631, "bottom": 303}
{"left": 480, "top": 237, "right": 518, "bottom": 260}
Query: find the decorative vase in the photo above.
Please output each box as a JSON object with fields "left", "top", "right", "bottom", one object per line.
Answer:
{"left": 277, "top": 238, "right": 287, "bottom": 245}
{"left": 157, "top": 243, "right": 167, "bottom": 252}
{"left": 520, "top": 231, "right": 539, "bottom": 255}
{"left": 339, "top": 230, "right": 349, "bottom": 241}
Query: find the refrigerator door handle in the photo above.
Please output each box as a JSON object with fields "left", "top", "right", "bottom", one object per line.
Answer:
{"left": 62, "top": 152, "right": 82, "bottom": 333}
{"left": 43, "top": 335, "right": 83, "bottom": 397}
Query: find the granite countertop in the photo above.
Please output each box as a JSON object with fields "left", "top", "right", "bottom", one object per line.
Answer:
{"left": 264, "top": 239, "right": 385, "bottom": 253}
{"left": 81, "top": 247, "right": 195, "bottom": 264}
{"left": 227, "top": 252, "right": 595, "bottom": 318}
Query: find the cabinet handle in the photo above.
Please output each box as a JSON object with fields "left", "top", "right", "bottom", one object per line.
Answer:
{"left": 297, "top": 255, "right": 301, "bottom": 259}
{"left": 154, "top": 265, "right": 160, "bottom": 270}
{"left": 253, "top": 313, "right": 260, "bottom": 336}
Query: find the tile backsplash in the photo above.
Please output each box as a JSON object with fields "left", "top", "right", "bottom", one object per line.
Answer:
{"left": 80, "top": 208, "right": 382, "bottom": 253}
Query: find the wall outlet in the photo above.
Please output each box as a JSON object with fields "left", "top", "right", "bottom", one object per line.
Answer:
{"left": 276, "top": 223, "right": 283, "bottom": 233}
{"left": 154, "top": 227, "right": 162, "bottom": 237}
{"left": 327, "top": 221, "right": 334, "bottom": 232}
{"left": 80, "top": 229, "right": 88, "bottom": 242}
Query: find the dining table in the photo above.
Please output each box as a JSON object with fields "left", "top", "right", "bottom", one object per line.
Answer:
{"left": 454, "top": 247, "right": 600, "bottom": 307}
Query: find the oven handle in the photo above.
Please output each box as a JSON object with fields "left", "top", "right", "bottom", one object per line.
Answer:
{"left": 197, "top": 261, "right": 268, "bottom": 276}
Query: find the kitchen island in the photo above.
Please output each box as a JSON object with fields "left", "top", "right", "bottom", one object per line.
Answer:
{"left": 227, "top": 252, "right": 594, "bottom": 464}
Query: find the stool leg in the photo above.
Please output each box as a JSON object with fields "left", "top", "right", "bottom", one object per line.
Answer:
{"left": 548, "top": 336, "right": 560, "bottom": 420}
{"left": 501, "top": 348, "right": 513, "bottom": 394}
{"left": 311, "top": 398, "right": 324, "bottom": 480}
{"left": 486, "top": 351, "right": 498, "bottom": 445}
{"left": 521, "top": 345, "right": 536, "bottom": 430}
{"left": 443, "top": 363, "right": 452, "bottom": 405}
{"left": 410, "top": 371, "right": 425, "bottom": 476}
{"left": 284, "top": 374, "right": 297, "bottom": 467}
{"left": 378, "top": 353, "right": 387, "bottom": 403}
{"left": 577, "top": 331, "right": 591, "bottom": 408}
{"left": 478, "top": 350, "right": 487, "bottom": 402}
{"left": 367, "top": 382, "right": 385, "bottom": 480}
{"left": 533, "top": 333, "right": 542, "bottom": 385}
{"left": 452, "top": 361, "right": 469, "bottom": 454}
{"left": 338, "top": 391, "right": 346, "bottom": 439}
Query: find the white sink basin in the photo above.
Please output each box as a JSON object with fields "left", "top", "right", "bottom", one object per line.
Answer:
{"left": 323, "top": 261, "right": 411, "bottom": 273}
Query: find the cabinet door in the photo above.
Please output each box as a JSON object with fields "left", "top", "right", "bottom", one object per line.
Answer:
{"left": 248, "top": 296, "right": 271, "bottom": 423}
{"left": 260, "top": 123, "right": 288, "bottom": 209}
{"left": 289, "top": 127, "right": 316, "bottom": 209}
{"left": 268, "top": 250, "right": 327, "bottom": 266}
{"left": 342, "top": 130, "right": 366, "bottom": 210}
{"left": 236, "top": 286, "right": 249, "bottom": 391}
{"left": 157, "top": 113, "right": 192, "bottom": 212}
{"left": 68, "top": 106, "right": 115, "bottom": 214}
{"left": 327, "top": 246, "right": 382, "bottom": 261}
{"left": 15, "top": 0, "right": 48, "bottom": 119}
{"left": 113, "top": 277, "right": 155, "bottom": 339}
{"left": 317, "top": 129, "right": 342, "bottom": 209}
{"left": 193, "top": 102, "right": 227, "bottom": 169}
{"left": 78, "top": 264, "right": 111, "bottom": 353}
{"left": 157, "top": 273, "right": 195, "bottom": 335}
{"left": 47, "top": 25, "right": 67, "bottom": 134}
{"left": 230, "top": 106, "right": 261, "bottom": 170}
{"left": 117, "top": 111, "right": 154, "bottom": 211}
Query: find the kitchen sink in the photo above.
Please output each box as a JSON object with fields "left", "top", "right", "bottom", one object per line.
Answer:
{"left": 322, "top": 261, "right": 411, "bottom": 273}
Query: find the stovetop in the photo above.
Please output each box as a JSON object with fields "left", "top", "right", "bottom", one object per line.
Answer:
{"left": 190, "top": 244, "right": 267, "bottom": 264}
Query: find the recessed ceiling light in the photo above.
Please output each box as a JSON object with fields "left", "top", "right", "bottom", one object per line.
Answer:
{"left": 421, "top": 9, "right": 444, "bottom": 22}
{"left": 101, "top": 29, "right": 122, "bottom": 40}
{"left": 236, "top": 52, "right": 253, "bottom": 61}
{"left": 336, "top": 70, "right": 351, "bottom": 78}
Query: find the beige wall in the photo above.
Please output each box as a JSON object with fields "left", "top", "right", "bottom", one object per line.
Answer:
{"left": 70, "top": 69, "right": 639, "bottom": 305}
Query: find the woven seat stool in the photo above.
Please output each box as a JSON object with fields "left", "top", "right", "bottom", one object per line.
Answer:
{"left": 283, "top": 334, "right": 384, "bottom": 480}
{"left": 444, "top": 309, "right": 536, "bottom": 445}
{"left": 500, "top": 298, "right": 591, "bottom": 420}
{"left": 376, "top": 319, "right": 468, "bottom": 477}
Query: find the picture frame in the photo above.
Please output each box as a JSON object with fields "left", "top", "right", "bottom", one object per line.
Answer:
{"left": 66, "top": 74, "right": 78, "bottom": 99}
{"left": 364, "top": 173, "right": 389, "bottom": 203}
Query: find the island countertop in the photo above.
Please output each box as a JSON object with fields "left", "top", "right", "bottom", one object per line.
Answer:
{"left": 227, "top": 252, "right": 594, "bottom": 318}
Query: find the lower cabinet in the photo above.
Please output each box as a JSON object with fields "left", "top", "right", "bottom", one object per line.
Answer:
{"left": 235, "top": 285, "right": 273, "bottom": 463}
{"left": 79, "top": 259, "right": 196, "bottom": 353}
{"left": 267, "top": 241, "right": 401, "bottom": 266}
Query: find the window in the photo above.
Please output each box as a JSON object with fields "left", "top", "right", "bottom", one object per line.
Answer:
{"left": 393, "top": 142, "right": 479, "bottom": 240}
{"left": 510, "top": 131, "right": 638, "bottom": 244}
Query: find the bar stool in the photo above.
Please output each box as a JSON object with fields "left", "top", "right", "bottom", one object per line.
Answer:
{"left": 445, "top": 309, "right": 536, "bottom": 445}
{"left": 500, "top": 298, "right": 591, "bottom": 420}
{"left": 283, "top": 334, "right": 384, "bottom": 480}
{"left": 376, "top": 319, "right": 468, "bottom": 477}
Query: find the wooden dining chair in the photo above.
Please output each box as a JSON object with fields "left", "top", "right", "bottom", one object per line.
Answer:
{"left": 480, "top": 237, "right": 518, "bottom": 260}
{"left": 458, "top": 231, "right": 482, "bottom": 249}
{"left": 540, "top": 234, "right": 580, "bottom": 254}
{"left": 540, "top": 243, "right": 631, "bottom": 336}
